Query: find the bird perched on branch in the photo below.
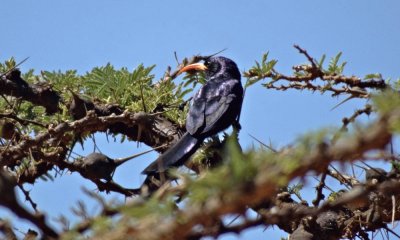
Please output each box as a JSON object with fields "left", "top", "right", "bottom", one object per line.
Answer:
{"left": 142, "top": 56, "right": 243, "bottom": 175}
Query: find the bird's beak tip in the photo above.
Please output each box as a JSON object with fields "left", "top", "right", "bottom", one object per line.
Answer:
{"left": 177, "top": 63, "right": 207, "bottom": 75}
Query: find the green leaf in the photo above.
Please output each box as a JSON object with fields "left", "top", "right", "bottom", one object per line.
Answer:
{"left": 245, "top": 77, "right": 263, "bottom": 88}
{"left": 288, "top": 183, "right": 304, "bottom": 195}
{"left": 364, "top": 73, "right": 382, "bottom": 80}
{"left": 318, "top": 54, "right": 326, "bottom": 69}
{"left": 5, "top": 57, "right": 16, "bottom": 69}
{"left": 245, "top": 52, "right": 277, "bottom": 88}
{"left": 327, "top": 52, "right": 346, "bottom": 74}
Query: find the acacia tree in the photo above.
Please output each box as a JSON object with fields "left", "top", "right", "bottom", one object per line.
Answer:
{"left": 0, "top": 45, "right": 399, "bottom": 240}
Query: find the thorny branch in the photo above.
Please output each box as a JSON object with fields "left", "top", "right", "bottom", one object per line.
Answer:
{"left": 0, "top": 112, "right": 47, "bottom": 128}
{"left": 17, "top": 184, "right": 38, "bottom": 212}
{"left": 244, "top": 45, "right": 387, "bottom": 99}
{"left": 0, "top": 110, "right": 178, "bottom": 197}
{"left": 340, "top": 104, "right": 373, "bottom": 131}
{"left": 0, "top": 68, "right": 185, "bottom": 235}
{"left": 0, "top": 169, "right": 58, "bottom": 238}
{"left": 312, "top": 171, "right": 327, "bottom": 207}
{"left": 0, "top": 50, "right": 399, "bottom": 239}
{"left": 90, "top": 106, "right": 397, "bottom": 240}
{"left": 0, "top": 69, "right": 61, "bottom": 114}
{"left": 0, "top": 220, "right": 17, "bottom": 240}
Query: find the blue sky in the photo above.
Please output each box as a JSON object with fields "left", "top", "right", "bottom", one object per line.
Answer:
{"left": 1, "top": 1, "right": 400, "bottom": 239}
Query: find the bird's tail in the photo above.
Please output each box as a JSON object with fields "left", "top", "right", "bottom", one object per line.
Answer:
{"left": 142, "top": 133, "right": 202, "bottom": 175}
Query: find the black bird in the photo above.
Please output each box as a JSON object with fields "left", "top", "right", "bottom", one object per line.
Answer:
{"left": 142, "top": 56, "right": 243, "bottom": 175}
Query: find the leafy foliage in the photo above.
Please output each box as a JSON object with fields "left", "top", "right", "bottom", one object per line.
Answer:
{"left": 326, "top": 52, "right": 347, "bottom": 75}
{"left": 244, "top": 52, "right": 277, "bottom": 88}
{"left": 1, "top": 61, "right": 197, "bottom": 129}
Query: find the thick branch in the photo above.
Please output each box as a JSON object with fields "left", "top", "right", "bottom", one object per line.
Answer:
{"left": 94, "top": 107, "right": 394, "bottom": 239}
{"left": 0, "top": 69, "right": 61, "bottom": 114}
{"left": 0, "top": 110, "right": 181, "bottom": 188}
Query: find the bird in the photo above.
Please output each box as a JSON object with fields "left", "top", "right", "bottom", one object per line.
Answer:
{"left": 142, "top": 56, "right": 243, "bottom": 175}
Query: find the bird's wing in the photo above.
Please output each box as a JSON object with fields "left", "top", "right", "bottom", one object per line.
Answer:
{"left": 186, "top": 98, "right": 206, "bottom": 135}
{"left": 186, "top": 79, "right": 241, "bottom": 136}
{"left": 203, "top": 93, "right": 237, "bottom": 133}
{"left": 186, "top": 94, "right": 238, "bottom": 136}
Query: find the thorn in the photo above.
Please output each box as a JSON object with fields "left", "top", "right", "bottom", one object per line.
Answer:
{"left": 0, "top": 57, "right": 30, "bottom": 78}
{"left": 201, "top": 48, "right": 228, "bottom": 60}
{"left": 330, "top": 95, "right": 355, "bottom": 111}
{"left": 248, "top": 133, "right": 277, "bottom": 153}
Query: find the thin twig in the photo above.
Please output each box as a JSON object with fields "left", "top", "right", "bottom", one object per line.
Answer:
{"left": 312, "top": 171, "right": 327, "bottom": 206}
{"left": 17, "top": 184, "right": 38, "bottom": 212}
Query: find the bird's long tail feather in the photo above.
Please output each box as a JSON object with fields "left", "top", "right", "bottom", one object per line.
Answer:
{"left": 142, "top": 133, "right": 202, "bottom": 175}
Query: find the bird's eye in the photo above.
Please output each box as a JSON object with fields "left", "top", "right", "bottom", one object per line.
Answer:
{"left": 204, "top": 60, "right": 209, "bottom": 67}
{"left": 205, "top": 61, "right": 221, "bottom": 77}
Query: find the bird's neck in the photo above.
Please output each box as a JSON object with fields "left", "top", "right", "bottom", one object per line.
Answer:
{"left": 208, "top": 72, "right": 240, "bottom": 82}
{"left": 208, "top": 66, "right": 241, "bottom": 82}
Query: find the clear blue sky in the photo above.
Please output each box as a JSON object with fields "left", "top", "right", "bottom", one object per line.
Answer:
{"left": 1, "top": 1, "right": 400, "bottom": 239}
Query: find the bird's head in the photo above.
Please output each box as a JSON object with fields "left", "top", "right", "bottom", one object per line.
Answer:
{"left": 178, "top": 56, "right": 241, "bottom": 81}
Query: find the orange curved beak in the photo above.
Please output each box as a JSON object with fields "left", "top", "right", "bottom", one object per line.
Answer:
{"left": 177, "top": 63, "right": 207, "bottom": 75}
